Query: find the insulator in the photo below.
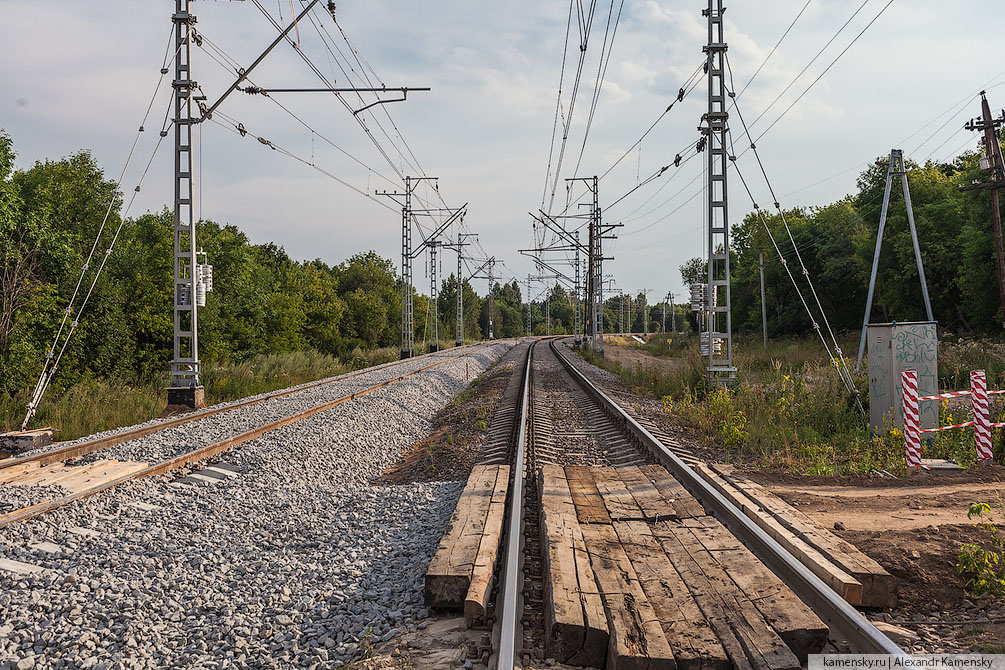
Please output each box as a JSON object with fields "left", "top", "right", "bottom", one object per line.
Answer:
{"left": 195, "top": 280, "right": 207, "bottom": 307}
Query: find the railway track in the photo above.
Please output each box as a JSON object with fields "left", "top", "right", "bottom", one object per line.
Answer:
{"left": 490, "top": 338, "right": 903, "bottom": 669}
{"left": 0, "top": 343, "right": 493, "bottom": 529}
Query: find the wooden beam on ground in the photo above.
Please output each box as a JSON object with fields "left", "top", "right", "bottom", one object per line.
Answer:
{"left": 566, "top": 465, "right": 612, "bottom": 525}
{"left": 464, "top": 465, "right": 511, "bottom": 619}
{"left": 682, "top": 515, "right": 828, "bottom": 662}
{"left": 0, "top": 460, "right": 41, "bottom": 484}
{"left": 653, "top": 520, "right": 801, "bottom": 670}
{"left": 613, "top": 520, "right": 729, "bottom": 670}
{"left": 639, "top": 465, "right": 705, "bottom": 519}
{"left": 538, "top": 465, "right": 609, "bottom": 667}
{"left": 617, "top": 466, "right": 676, "bottom": 522}
{"left": 592, "top": 466, "right": 645, "bottom": 521}
{"left": 581, "top": 522, "right": 677, "bottom": 670}
{"left": 57, "top": 461, "right": 148, "bottom": 494}
{"left": 425, "top": 465, "right": 497, "bottom": 608}
{"left": 711, "top": 464, "right": 897, "bottom": 608}
{"left": 693, "top": 464, "right": 864, "bottom": 606}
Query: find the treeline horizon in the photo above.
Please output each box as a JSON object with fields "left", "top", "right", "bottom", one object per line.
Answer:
{"left": 3, "top": 128, "right": 1004, "bottom": 400}
{"left": 0, "top": 130, "right": 550, "bottom": 399}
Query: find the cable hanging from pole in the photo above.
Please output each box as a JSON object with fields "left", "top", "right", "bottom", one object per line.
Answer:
{"left": 22, "top": 82, "right": 177, "bottom": 430}
{"left": 723, "top": 64, "right": 863, "bottom": 413}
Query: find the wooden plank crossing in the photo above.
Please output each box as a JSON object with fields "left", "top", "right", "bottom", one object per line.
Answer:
{"left": 694, "top": 463, "right": 865, "bottom": 606}
{"left": 540, "top": 465, "right": 828, "bottom": 670}
{"left": 1, "top": 458, "right": 148, "bottom": 496}
{"left": 539, "top": 465, "right": 609, "bottom": 667}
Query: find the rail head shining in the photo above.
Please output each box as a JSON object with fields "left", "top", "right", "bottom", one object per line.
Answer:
{"left": 495, "top": 340, "right": 534, "bottom": 670}
{"left": 548, "top": 339, "right": 904, "bottom": 656}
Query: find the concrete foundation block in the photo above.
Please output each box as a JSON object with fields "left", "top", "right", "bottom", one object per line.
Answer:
{"left": 0, "top": 429, "right": 53, "bottom": 455}
{"left": 166, "top": 385, "right": 205, "bottom": 409}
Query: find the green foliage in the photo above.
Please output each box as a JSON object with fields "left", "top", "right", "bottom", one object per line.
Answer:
{"left": 0, "top": 130, "right": 492, "bottom": 433}
{"left": 958, "top": 501, "right": 1005, "bottom": 599}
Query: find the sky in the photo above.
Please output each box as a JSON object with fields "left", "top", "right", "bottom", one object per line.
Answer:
{"left": 2, "top": 0, "right": 1004, "bottom": 306}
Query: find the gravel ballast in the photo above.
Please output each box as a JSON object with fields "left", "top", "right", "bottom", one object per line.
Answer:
{"left": 0, "top": 341, "right": 512, "bottom": 669}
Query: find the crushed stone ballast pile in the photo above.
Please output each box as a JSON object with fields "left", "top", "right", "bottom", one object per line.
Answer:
{"left": 0, "top": 341, "right": 513, "bottom": 669}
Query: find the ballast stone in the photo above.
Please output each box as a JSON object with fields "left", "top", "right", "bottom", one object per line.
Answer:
{"left": 0, "top": 343, "right": 513, "bottom": 669}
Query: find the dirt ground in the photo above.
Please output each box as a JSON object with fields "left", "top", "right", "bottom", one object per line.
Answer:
{"left": 602, "top": 340, "right": 682, "bottom": 375}
{"left": 748, "top": 468, "right": 1005, "bottom": 652}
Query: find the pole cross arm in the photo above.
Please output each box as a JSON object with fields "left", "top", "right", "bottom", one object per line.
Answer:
{"left": 521, "top": 252, "right": 575, "bottom": 286}
{"left": 466, "top": 257, "right": 495, "bottom": 282}
{"left": 412, "top": 204, "right": 467, "bottom": 257}
{"left": 532, "top": 210, "right": 587, "bottom": 251}
{"left": 959, "top": 180, "right": 1005, "bottom": 192}
{"left": 200, "top": 0, "right": 323, "bottom": 121}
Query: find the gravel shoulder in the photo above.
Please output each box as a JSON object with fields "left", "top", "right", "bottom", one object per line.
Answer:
{"left": 377, "top": 343, "right": 528, "bottom": 485}
{"left": 0, "top": 342, "right": 512, "bottom": 670}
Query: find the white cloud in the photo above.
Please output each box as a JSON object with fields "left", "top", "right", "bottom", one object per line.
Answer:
{"left": 1, "top": 0, "right": 1002, "bottom": 302}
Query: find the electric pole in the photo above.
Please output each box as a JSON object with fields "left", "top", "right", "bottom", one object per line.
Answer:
{"left": 428, "top": 240, "right": 441, "bottom": 352}
{"left": 377, "top": 179, "right": 464, "bottom": 358}
{"left": 962, "top": 90, "right": 1005, "bottom": 328}
{"left": 856, "top": 150, "right": 934, "bottom": 368}
{"left": 639, "top": 288, "right": 652, "bottom": 337}
{"left": 702, "top": 0, "right": 735, "bottom": 383}
{"left": 454, "top": 233, "right": 476, "bottom": 347}
{"left": 669, "top": 292, "right": 676, "bottom": 332}
{"left": 619, "top": 291, "right": 625, "bottom": 335}
{"left": 574, "top": 231, "right": 582, "bottom": 345}
{"left": 759, "top": 251, "right": 768, "bottom": 347}
{"left": 167, "top": 0, "right": 204, "bottom": 408}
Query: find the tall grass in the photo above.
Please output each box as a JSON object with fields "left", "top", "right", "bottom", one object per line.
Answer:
{"left": 579, "top": 333, "right": 1005, "bottom": 475}
{"left": 3, "top": 346, "right": 403, "bottom": 443}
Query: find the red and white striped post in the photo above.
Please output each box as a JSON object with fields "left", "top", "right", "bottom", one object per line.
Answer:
{"left": 971, "top": 370, "right": 993, "bottom": 465}
{"left": 902, "top": 369, "right": 922, "bottom": 471}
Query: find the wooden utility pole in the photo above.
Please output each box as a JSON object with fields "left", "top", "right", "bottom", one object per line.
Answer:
{"left": 961, "top": 91, "right": 1005, "bottom": 328}
{"left": 759, "top": 251, "right": 768, "bottom": 347}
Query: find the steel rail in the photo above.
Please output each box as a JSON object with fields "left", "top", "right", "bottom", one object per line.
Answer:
{"left": 0, "top": 344, "right": 495, "bottom": 530}
{"left": 494, "top": 339, "right": 535, "bottom": 670}
{"left": 3, "top": 343, "right": 483, "bottom": 472}
{"left": 548, "top": 339, "right": 904, "bottom": 656}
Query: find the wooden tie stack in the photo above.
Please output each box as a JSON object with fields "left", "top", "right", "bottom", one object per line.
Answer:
{"left": 424, "top": 464, "right": 511, "bottom": 619}
{"left": 540, "top": 464, "right": 828, "bottom": 670}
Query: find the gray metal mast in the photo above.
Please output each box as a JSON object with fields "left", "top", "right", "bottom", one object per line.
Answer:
{"left": 402, "top": 177, "right": 414, "bottom": 358}
{"left": 429, "top": 240, "right": 440, "bottom": 352}
{"left": 856, "top": 149, "right": 934, "bottom": 367}
{"left": 168, "top": 0, "right": 204, "bottom": 407}
{"left": 455, "top": 233, "right": 475, "bottom": 347}
{"left": 592, "top": 176, "right": 605, "bottom": 352}
{"left": 703, "top": 0, "right": 735, "bottom": 383}
{"left": 574, "top": 230, "right": 582, "bottom": 345}
{"left": 526, "top": 276, "right": 533, "bottom": 335}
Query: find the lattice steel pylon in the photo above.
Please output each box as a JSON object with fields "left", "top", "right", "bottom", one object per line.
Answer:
{"left": 429, "top": 240, "right": 440, "bottom": 352}
{"left": 574, "top": 231, "right": 582, "bottom": 345}
{"left": 455, "top": 233, "right": 475, "bottom": 346}
{"left": 167, "top": 0, "right": 204, "bottom": 407}
{"left": 401, "top": 178, "right": 414, "bottom": 358}
{"left": 702, "top": 0, "right": 735, "bottom": 383}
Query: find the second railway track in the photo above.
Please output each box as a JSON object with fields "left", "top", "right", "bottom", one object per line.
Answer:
{"left": 0, "top": 343, "right": 497, "bottom": 528}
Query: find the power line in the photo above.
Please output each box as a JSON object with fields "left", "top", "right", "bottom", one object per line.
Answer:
{"left": 733, "top": 0, "right": 814, "bottom": 101}
{"left": 571, "top": 0, "right": 625, "bottom": 180}
{"left": 747, "top": 0, "right": 896, "bottom": 146}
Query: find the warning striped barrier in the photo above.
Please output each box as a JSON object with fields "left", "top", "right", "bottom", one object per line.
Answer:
{"left": 901, "top": 368, "right": 998, "bottom": 468}
{"left": 901, "top": 370, "right": 922, "bottom": 469}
